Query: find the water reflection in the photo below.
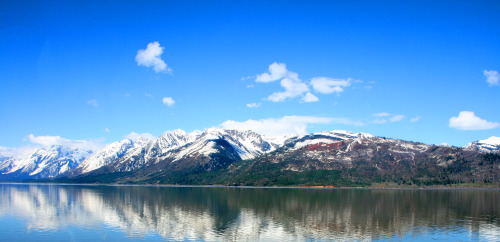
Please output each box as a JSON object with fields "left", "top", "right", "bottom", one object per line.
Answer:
{"left": 0, "top": 184, "right": 499, "bottom": 241}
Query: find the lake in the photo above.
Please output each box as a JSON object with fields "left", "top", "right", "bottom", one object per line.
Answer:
{"left": 0, "top": 183, "right": 499, "bottom": 241}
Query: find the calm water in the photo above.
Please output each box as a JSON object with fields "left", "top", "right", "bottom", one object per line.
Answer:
{"left": 0, "top": 184, "right": 499, "bottom": 241}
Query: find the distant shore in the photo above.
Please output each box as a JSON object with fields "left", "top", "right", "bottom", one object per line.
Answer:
{"left": 2, "top": 181, "right": 500, "bottom": 190}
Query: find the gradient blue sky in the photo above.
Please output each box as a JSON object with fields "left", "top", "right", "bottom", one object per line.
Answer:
{"left": 1, "top": 0, "right": 499, "bottom": 150}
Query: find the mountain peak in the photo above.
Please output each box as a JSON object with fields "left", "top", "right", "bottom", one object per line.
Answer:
{"left": 72, "top": 139, "right": 135, "bottom": 174}
{"left": 481, "top": 136, "right": 500, "bottom": 145}
{"left": 170, "top": 129, "right": 188, "bottom": 136}
{"left": 201, "top": 128, "right": 226, "bottom": 140}
{"left": 314, "top": 130, "right": 374, "bottom": 140}
{"left": 464, "top": 136, "right": 500, "bottom": 153}
{"left": 4, "top": 145, "right": 92, "bottom": 178}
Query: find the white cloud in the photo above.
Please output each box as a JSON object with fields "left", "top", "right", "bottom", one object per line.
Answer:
{"left": 410, "top": 116, "right": 421, "bottom": 123}
{"left": 0, "top": 146, "right": 38, "bottom": 159}
{"left": 255, "top": 62, "right": 311, "bottom": 102}
{"left": 373, "top": 119, "right": 388, "bottom": 124}
{"left": 145, "top": 93, "right": 154, "bottom": 98}
{"left": 254, "top": 62, "right": 360, "bottom": 103}
{"left": 87, "top": 99, "right": 98, "bottom": 107}
{"left": 327, "top": 117, "right": 365, "bottom": 126}
{"left": 372, "top": 113, "right": 405, "bottom": 123}
{"left": 373, "top": 112, "right": 391, "bottom": 117}
{"left": 125, "top": 132, "right": 155, "bottom": 141}
{"left": 268, "top": 78, "right": 309, "bottom": 102}
{"left": 256, "top": 62, "right": 297, "bottom": 83}
{"left": 301, "top": 92, "right": 319, "bottom": 103}
{"left": 104, "top": 128, "right": 110, "bottom": 133}
{"left": 246, "top": 102, "right": 261, "bottom": 108}
{"left": 310, "top": 77, "right": 351, "bottom": 94}
{"left": 162, "top": 97, "right": 175, "bottom": 107}
{"left": 390, "top": 115, "right": 405, "bottom": 123}
{"left": 27, "top": 134, "right": 69, "bottom": 146}
{"left": 135, "top": 42, "right": 171, "bottom": 73}
{"left": 220, "top": 115, "right": 364, "bottom": 137}
{"left": 449, "top": 111, "right": 499, "bottom": 130}
{"left": 484, "top": 70, "right": 499, "bottom": 86}
{"left": 26, "top": 134, "right": 104, "bottom": 151}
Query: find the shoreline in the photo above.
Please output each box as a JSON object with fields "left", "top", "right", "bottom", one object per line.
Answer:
{"left": 1, "top": 181, "right": 500, "bottom": 191}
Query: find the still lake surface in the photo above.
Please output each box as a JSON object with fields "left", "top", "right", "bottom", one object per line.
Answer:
{"left": 0, "top": 183, "right": 499, "bottom": 241}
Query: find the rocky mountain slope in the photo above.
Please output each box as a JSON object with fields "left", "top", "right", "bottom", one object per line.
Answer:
{"left": 210, "top": 135, "right": 500, "bottom": 186}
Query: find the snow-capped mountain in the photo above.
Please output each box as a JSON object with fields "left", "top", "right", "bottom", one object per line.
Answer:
{"left": 69, "top": 139, "right": 138, "bottom": 175}
{"left": 142, "top": 129, "right": 199, "bottom": 159}
{"left": 92, "top": 129, "right": 377, "bottom": 177}
{"left": 1, "top": 129, "right": 376, "bottom": 180}
{"left": 313, "top": 130, "right": 374, "bottom": 140}
{"left": 287, "top": 130, "right": 374, "bottom": 150}
{"left": 464, "top": 136, "right": 500, "bottom": 153}
{"left": 107, "top": 129, "right": 201, "bottom": 172}
{"left": 0, "top": 155, "right": 16, "bottom": 174}
{"left": 1, "top": 128, "right": 498, "bottom": 183}
{"left": 263, "top": 133, "right": 299, "bottom": 147}
{"left": 67, "top": 128, "right": 498, "bottom": 186}
{"left": 173, "top": 128, "right": 277, "bottom": 160}
{"left": 104, "top": 128, "right": 278, "bottom": 173}
{"left": 2, "top": 146, "right": 93, "bottom": 179}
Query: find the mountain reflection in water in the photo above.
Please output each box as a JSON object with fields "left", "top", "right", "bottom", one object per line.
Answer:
{"left": 0, "top": 184, "right": 499, "bottom": 241}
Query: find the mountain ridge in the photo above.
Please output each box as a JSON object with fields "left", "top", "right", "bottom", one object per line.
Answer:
{"left": 1, "top": 129, "right": 499, "bottom": 186}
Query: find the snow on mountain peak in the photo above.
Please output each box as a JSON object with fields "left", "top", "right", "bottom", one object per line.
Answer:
{"left": 135, "top": 137, "right": 151, "bottom": 147}
{"left": 7, "top": 145, "right": 93, "bottom": 178}
{"left": 75, "top": 139, "right": 135, "bottom": 173}
{"left": 221, "top": 129, "right": 275, "bottom": 160}
{"left": 171, "top": 129, "right": 188, "bottom": 136}
{"left": 153, "top": 129, "right": 199, "bottom": 153}
{"left": 172, "top": 129, "right": 275, "bottom": 161}
{"left": 314, "top": 130, "right": 374, "bottom": 140}
{"left": 201, "top": 128, "right": 225, "bottom": 140}
{"left": 481, "top": 136, "right": 500, "bottom": 145}
{"left": 288, "top": 130, "right": 375, "bottom": 150}
{"left": 189, "top": 130, "right": 203, "bottom": 136}
{"left": 464, "top": 136, "right": 500, "bottom": 153}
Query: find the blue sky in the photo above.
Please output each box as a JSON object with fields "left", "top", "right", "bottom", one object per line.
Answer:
{"left": 1, "top": 0, "right": 499, "bottom": 151}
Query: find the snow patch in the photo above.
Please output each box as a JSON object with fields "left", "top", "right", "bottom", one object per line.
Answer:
{"left": 464, "top": 136, "right": 500, "bottom": 153}
{"left": 293, "top": 138, "right": 339, "bottom": 150}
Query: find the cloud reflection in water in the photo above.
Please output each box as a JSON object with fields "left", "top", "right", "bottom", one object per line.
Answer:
{"left": 0, "top": 184, "right": 499, "bottom": 241}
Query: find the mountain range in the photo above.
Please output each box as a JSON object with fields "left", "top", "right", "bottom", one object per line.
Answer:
{"left": 1, "top": 129, "right": 499, "bottom": 186}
